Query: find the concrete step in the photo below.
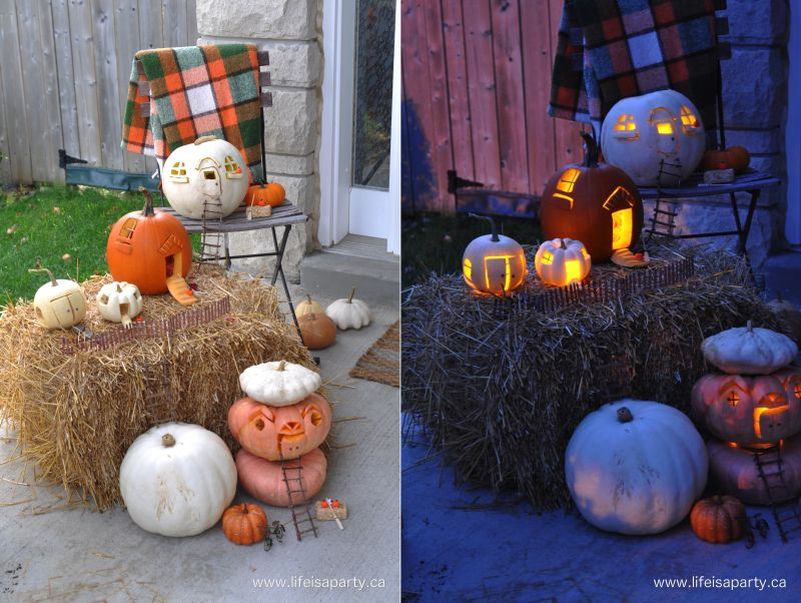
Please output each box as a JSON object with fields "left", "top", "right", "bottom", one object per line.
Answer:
{"left": 300, "top": 235, "right": 399, "bottom": 307}
{"left": 761, "top": 247, "right": 801, "bottom": 306}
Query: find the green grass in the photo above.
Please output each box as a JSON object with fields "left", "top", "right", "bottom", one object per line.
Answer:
{"left": 402, "top": 213, "right": 540, "bottom": 289}
{"left": 0, "top": 186, "right": 199, "bottom": 302}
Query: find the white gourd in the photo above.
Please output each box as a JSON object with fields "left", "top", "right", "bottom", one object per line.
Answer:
{"left": 239, "top": 360, "right": 321, "bottom": 406}
{"left": 326, "top": 288, "right": 371, "bottom": 330}
{"left": 534, "top": 238, "right": 592, "bottom": 286}
{"left": 701, "top": 321, "right": 798, "bottom": 375}
{"left": 29, "top": 267, "right": 86, "bottom": 330}
{"left": 96, "top": 282, "right": 143, "bottom": 327}
{"left": 120, "top": 423, "right": 237, "bottom": 537}
{"left": 565, "top": 399, "right": 708, "bottom": 535}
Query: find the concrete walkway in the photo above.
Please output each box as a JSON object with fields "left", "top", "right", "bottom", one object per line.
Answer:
{"left": 0, "top": 287, "right": 399, "bottom": 602}
{"left": 402, "top": 422, "right": 800, "bottom": 602}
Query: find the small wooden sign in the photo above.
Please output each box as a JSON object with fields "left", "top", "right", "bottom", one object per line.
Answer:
{"left": 315, "top": 500, "right": 348, "bottom": 521}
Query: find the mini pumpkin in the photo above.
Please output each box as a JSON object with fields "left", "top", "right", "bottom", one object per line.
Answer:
{"left": 565, "top": 400, "right": 708, "bottom": 535}
{"left": 96, "top": 281, "right": 143, "bottom": 328}
{"left": 245, "top": 181, "right": 286, "bottom": 207}
{"left": 708, "top": 435, "right": 801, "bottom": 505}
{"left": 236, "top": 448, "right": 327, "bottom": 507}
{"left": 691, "top": 368, "right": 801, "bottom": 447}
{"left": 326, "top": 288, "right": 371, "bottom": 330}
{"left": 534, "top": 238, "right": 591, "bottom": 287}
{"left": 702, "top": 321, "right": 798, "bottom": 375}
{"left": 228, "top": 392, "right": 332, "bottom": 461}
{"left": 700, "top": 146, "right": 750, "bottom": 173}
{"left": 28, "top": 266, "right": 86, "bottom": 330}
{"left": 119, "top": 423, "right": 237, "bottom": 537}
{"left": 296, "top": 294, "right": 324, "bottom": 318}
{"left": 106, "top": 189, "right": 193, "bottom": 296}
{"left": 690, "top": 495, "right": 745, "bottom": 544}
{"left": 162, "top": 136, "right": 248, "bottom": 219}
{"left": 461, "top": 214, "right": 527, "bottom": 295}
{"left": 299, "top": 312, "right": 337, "bottom": 350}
{"left": 222, "top": 503, "right": 268, "bottom": 546}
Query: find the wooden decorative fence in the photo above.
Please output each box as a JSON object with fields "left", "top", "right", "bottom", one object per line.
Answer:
{"left": 0, "top": 0, "right": 197, "bottom": 185}
{"left": 401, "top": 0, "right": 585, "bottom": 214}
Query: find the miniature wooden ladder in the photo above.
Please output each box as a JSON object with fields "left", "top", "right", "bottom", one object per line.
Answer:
{"left": 645, "top": 159, "right": 683, "bottom": 239}
{"left": 198, "top": 196, "right": 228, "bottom": 264}
{"left": 752, "top": 446, "right": 801, "bottom": 543}
{"left": 280, "top": 456, "right": 319, "bottom": 542}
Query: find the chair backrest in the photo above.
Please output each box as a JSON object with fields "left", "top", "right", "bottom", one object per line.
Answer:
{"left": 713, "top": 1, "right": 732, "bottom": 149}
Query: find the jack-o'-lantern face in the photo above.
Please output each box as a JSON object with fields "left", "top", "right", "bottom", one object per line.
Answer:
{"left": 228, "top": 393, "right": 332, "bottom": 461}
{"left": 692, "top": 369, "right": 801, "bottom": 447}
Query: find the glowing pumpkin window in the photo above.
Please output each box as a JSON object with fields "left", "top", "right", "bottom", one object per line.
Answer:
{"left": 463, "top": 257, "right": 472, "bottom": 281}
{"left": 169, "top": 161, "right": 189, "bottom": 183}
{"left": 656, "top": 122, "right": 674, "bottom": 135}
{"left": 680, "top": 106, "right": 700, "bottom": 134}
{"left": 224, "top": 155, "right": 243, "bottom": 179}
{"left": 540, "top": 251, "right": 554, "bottom": 265}
{"left": 727, "top": 391, "right": 739, "bottom": 408}
{"left": 556, "top": 168, "right": 581, "bottom": 193}
{"left": 794, "top": 384, "right": 801, "bottom": 399}
{"left": 119, "top": 218, "right": 137, "bottom": 239}
{"left": 612, "top": 114, "right": 638, "bottom": 139}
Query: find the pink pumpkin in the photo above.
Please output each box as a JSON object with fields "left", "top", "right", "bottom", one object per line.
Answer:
{"left": 227, "top": 393, "right": 332, "bottom": 461}
{"left": 236, "top": 448, "right": 327, "bottom": 507}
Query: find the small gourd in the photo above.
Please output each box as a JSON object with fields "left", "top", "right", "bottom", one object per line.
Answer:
{"left": 222, "top": 503, "right": 269, "bottom": 545}
{"left": 534, "top": 238, "right": 591, "bottom": 287}
{"left": 29, "top": 265, "right": 86, "bottom": 330}
{"left": 96, "top": 281, "right": 143, "bottom": 328}
{"left": 326, "top": 288, "right": 371, "bottom": 330}
{"left": 299, "top": 312, "right": 337, "bottom": 350}
{"left": 296, "top": 294, "right": 325, "bottom": 318}
{"left": 701, "top": 321, "right": 798, "bottom": 375}
{"left": 461, "top": 213, "right": 527, "bottom": 295}
{"left": 690, "top": 496, "right": 745, "bottom": 544}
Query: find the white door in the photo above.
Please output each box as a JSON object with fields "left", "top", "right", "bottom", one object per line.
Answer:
{"left": 320, "top": 0, "right": 400, "bottom": 254}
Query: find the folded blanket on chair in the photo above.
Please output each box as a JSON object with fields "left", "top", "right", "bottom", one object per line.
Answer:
{"left": 122, "top": 44, "right": 263, "bottom": 180}
{"left": 548, "top": 0, "right": 719, "bottom": 133}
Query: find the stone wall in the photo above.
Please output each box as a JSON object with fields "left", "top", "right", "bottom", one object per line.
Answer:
{"left": 661, "top": 0, "right": 789, "bottom": 268}
{"left": 196, "top": 0, "right": 322, "bottom": 281}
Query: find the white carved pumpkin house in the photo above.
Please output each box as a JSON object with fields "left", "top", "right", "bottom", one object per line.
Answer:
{"left": 161, "top": 136, "right": 249, "bottom": 220}
{"left": 600, "top": 89, "right": 705, "bottom": 187}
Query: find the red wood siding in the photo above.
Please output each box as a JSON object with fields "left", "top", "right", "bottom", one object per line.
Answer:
{"left": 402, "top": 0, "right": 585, "bottom": 213}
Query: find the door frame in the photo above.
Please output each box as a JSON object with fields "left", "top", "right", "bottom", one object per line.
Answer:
{"left": 786, "top": 3, "right": 800, "bottom": 245}
{"left": 319, "top": 0, "right": 400, "bottom": 254}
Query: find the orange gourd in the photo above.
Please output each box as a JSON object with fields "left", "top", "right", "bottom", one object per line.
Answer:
{"left": 690, "top": 496, "right": 745, "bottom": 544}
{"left": 222, "top": 503, "right": 269, "bottom": 545}
{"left": 299, "top": 312, "right": 337, "bottom": 350}
{"left": 236, "top": 448, "right": 327, "bottom": 507}
{"left": 227, "top": 392, "right": 332, "bottom": 461}
{"left": 106, "top": 189, "right": 192, "bottom": 294}
{"left": 700, "top": 146, "right": 750, "bottom": 173}
{"left": 245, "top": 182, "right": 286, "bottom": 207}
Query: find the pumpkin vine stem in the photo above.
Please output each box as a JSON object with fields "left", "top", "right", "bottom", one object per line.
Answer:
{"left": 28, "top": 265, "right": 58, "bottom": 287}
{"left": 468, "top": 213, "right": 500, "bottom": 242}
{"left": 580, "top": 131, "right": 600, "bottom": 167}
{"left": 347, "top": 287, "right": 356, "bottom": 303}
{"left": 277, "top": 360, "right": 286, "bottom": 371}
{"left": 139, "top": 186, "right": 155, "bottom": 217}
{"left": 617, "top": 407, "right": 633, "bottom": 423}
{"left": 161, "top": 433, "right": 176, "bottom": 447}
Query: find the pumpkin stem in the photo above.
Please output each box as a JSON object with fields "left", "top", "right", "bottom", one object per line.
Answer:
{"left": 277, "top": 360, "right": 286, "bottom": 371}
{"left": 116, "top": 283, "right": 123, "bottom": 293}
{"left": 468, "top": 213, "right": 499, "bottom": 242}
{"left": 580, "top": 131, "right": 600, "bottom": 167}
{"left": 161, "top": 433, "right": 176, "bottom": 447}
{"left": 194, "top": 135, "right": 217, "bottom": 145}
{"left": 746, "top": 320, "right": 753, "bottom": 332}
{"left": 617, "top": 407, "right": 633, "bottom": 423}
{"left": 560, "top": 238, "right": 567, "bottom": 250}
{"left": 347, "top": 287, "right": 356, "bottom": 303}
{"left": 306, "top": 294, "right": 313, "bottom": 304}
{"left": 28, "top": 265, "right": 58, "bottom": 287}
{"left": 139, "top": 187, "right": 155, "bottom": 217}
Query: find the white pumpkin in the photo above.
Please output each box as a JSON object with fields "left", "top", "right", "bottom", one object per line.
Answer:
{"left": 239, "top": 360, "right": 321, "bottom": 406}
{"left": 161, "top": 136, "right": 249, "bottom": 220}
{"left": 702, "top": 321, "right": 798, "bottom": 375}
{"left": 600, "top": 89, "right": 705, "bottom": 186}
{"left": 534, "top": 238, "right": 591, "bottom": 287}
{"left": 120, "top": 422, "right": 237, "bottom": 537}
{"left": 96, "top": 281, "right": 143, "bottom": 328}
{"left": 296, "top": 294, "right": 325, "bottom": 318}
{"left": 565, "top": 399, "right": 708, "bottom": 535}
{"left": 29, "top": 267, "right": 86, "bottom": 330}
{"left": 326, "top": 288, "right": 371, "bottom": 330}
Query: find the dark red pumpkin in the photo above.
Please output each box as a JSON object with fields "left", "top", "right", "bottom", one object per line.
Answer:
{"left": 540, "top": 132, "right": 643, "bottom": 262}
{"left": 106, "top": 189, "right": 192, "bottom": 295}
{"left": 690, "top": 495, "right": 745, "bottom": 544}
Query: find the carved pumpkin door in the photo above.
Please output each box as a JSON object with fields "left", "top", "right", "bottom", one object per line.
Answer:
{"left": 201, "top": 166, "right": 221, "bottom": 199}
{"left": 603, "top": 186, "right": 637, "bottom": 251}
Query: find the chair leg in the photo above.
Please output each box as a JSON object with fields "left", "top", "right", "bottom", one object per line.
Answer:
{"left": 270, "top": 226, "right": 304, "bottom": 344}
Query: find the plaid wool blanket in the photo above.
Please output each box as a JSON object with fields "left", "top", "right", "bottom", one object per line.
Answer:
{"left": 122, "top": 44, "right": 263, "bottom": 180}
{"left": 548, "top": 0, "right": 719, "bottom": 133}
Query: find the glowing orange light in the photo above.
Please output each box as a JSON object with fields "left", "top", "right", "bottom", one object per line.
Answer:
{"left": 753, "top": 394, "right": 789, "bottom": 440}
{"left": 483, "top": 255, "right": 515, "bottom": 293}
{"left": 610, "top": 208, "right": 633, "bottom": 251}
{"left": 656, "top": 122, "right": 673, "bottom": 135}
{"left": 556, "top": 168, "right": 581, "bottom": 193}
{"left": 563, "top": 260, "right": 583, "bottom": 285}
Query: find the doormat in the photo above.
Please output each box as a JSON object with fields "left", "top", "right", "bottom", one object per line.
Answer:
{"left": 350, "top": 321, "right": 399, "bottom": 387}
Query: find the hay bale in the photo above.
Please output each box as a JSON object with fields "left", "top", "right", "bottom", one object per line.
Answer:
{"left": 0, "top": 265, "right": 313, "bottom": 510}
{"left": 402, "top": 243, "right": 788, "bottom": 511}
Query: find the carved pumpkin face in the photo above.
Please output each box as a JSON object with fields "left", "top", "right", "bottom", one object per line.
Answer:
{"left": 462, "top": 215, "right": 527, "bottom": 296}
{"left": 228, "top": 393, "right": 332, "bottom": 461}
{"left": 600, "top": 89, "right": 705, "bottom": 186}
{"left": 106, "top": 191, "right": 193, "bottom": 295}
{"left": 540, "top": 133, "right": 643, "bottom": 262}
{"left": 692, "top": 368, "right": 801, "bottom": 447}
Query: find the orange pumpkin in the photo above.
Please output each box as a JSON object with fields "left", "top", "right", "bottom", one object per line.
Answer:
{"left": 690, "top": 495, "right": 745, "bottom": 544}
{"left": 245, "top": 182, "right": 286, "bottom": 207}
{"left": 106, "top": 189, "right": 192, "bottom": 294}
{"left": 227, "top": 392, "right": 332, "bottom": 461}
{"left": 236, "top": 448, "right": 327, "bottom": 507}
{"left": 222, "top": 503, "right": 268, "bottom": 545}
{"left": 299, "top": 313, "right": 337, "bottom": 350}
{"left": 700, "top": 146, "right": 750, "bottom": 173}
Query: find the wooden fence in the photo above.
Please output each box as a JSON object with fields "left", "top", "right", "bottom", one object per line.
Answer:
{"left": 402, "top": 0, "right": 585, "bottom": 213}
{"left": 0, "top": 0, "right": 197, "bottom": 186}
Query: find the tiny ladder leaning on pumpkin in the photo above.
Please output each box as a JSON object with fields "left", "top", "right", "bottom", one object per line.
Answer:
{"left": 279, "top": 455, "right": 319, "bottom": 542}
